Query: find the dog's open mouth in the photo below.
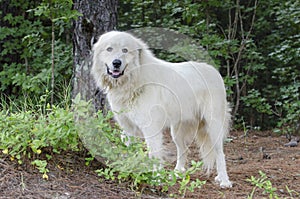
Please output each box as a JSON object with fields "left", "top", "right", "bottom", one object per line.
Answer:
{"left": 106, "top": 64, "right": 124, "bottom": 78}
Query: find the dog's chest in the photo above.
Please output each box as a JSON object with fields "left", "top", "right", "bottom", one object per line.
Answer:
{"left": 107, "top": 88, "right": 144, "bottom": 112}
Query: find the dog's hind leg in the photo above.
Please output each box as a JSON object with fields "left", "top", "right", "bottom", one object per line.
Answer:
{"left": 205, "top": 120, "right": 232, "bottom": 188}
{"left": 214, "top": 146, "right": 232, "bottom": 188}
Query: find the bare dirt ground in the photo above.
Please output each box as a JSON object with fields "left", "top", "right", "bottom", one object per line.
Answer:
{"left": 1, "top": 131, "right": 299, "bottom": 199}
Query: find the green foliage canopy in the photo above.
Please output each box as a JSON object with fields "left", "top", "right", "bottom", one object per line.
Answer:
{"left": 0, "top": 0, "right": 299, "bottom": 131}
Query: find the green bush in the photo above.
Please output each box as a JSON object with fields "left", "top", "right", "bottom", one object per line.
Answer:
{"left": 0, "top": 104, "right": 80, "bottom": 179}
{"left": 1, "top": 97, "right": 206, "bottom": 195}
{"left": 0, "top": 0, "right": 75, "bottom": 106}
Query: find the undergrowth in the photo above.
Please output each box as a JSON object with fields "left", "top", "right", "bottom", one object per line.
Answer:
{"left": 3, "top": 95, "right": 298, "bottom": 197}
{"left": 0, "top": 95, "right": 206, "bottom": 196}
{"left": 247, "top": 170, "right": 300, "bottom": 199}
{"left": 0, "top": 103, "right": 80, "bottom": 179}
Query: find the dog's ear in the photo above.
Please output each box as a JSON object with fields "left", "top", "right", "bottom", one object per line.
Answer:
{"left": 135, "top": 38, "right": 154, "bottom": 64}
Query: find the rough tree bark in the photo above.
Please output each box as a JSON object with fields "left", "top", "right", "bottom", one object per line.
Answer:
{"left": 72, "top": 0, "right": 118, "bottom": 111}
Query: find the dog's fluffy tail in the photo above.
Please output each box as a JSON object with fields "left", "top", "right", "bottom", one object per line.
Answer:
{"left": 196, "top": 130, "right": 217, "bottom": 174}
{"left": 196, "top": 104, "right": 231, "bottom": 174}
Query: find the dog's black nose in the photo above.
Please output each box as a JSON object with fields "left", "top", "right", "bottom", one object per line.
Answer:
{"left": 112, "top": 59, "right": 122, "bottom": 68}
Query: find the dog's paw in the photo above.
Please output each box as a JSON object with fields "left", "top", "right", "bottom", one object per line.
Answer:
{"left": 215, "top": 175, "right": 232, "bottom": 188}
{"left": 220, "top": 180, "right": 232, "bottom": 188}
{"left": 174, "top": 166, "right": 186, "bottom": 173}
{"left": 120, "top": 131, "right": 131, "bottom": 146}
{"left": 169, "top": 167, "right": 186, "bottom": 180}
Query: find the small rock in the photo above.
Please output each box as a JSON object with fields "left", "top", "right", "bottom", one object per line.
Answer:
{"left": 279, "top": 189, "right": 284, "bottom": 194}
{"left": 284, "top": 140, "right": 298, "bottom": 147}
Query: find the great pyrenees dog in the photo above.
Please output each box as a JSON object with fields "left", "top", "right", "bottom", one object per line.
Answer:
{"left": 91, "top": 31, "right": 232, "bottom": 188}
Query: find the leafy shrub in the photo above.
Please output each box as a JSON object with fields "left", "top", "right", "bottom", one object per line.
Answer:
{"left": 1, "top": 96, "right": 206, "bottom": 195}
{"left": 0, "top": 104, "right": 80, "bottom": 178}
{"left": 241, "top": 89, "right": 273, "bottom": 115}
{"left": 0, "top": 0, "right": 75, "bottom": 106}
{"left": 272, "top": 68, "right": 300, "bottom": 134}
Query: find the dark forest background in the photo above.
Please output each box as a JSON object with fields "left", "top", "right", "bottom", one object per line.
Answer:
{"left": 1, "top": 0, "right": 299, "bottom": 132}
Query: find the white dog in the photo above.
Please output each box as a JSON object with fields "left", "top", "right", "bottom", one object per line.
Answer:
{"left": 91, "top": 31, "right": 232, "bottom": 188}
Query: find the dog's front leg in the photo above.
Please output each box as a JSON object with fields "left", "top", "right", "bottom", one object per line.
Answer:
{"left": 115, "top": 115, "right": 143, "bottom": 145}
{"left": 142, "top": 128, "right": 165, "bottom": 171}
{"left": 170, "top": 124, "right": 188, "bottom": 172}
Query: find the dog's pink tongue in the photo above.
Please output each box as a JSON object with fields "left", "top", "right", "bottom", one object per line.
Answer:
{"left": 112, "top": 71, "right": 120, "bottom": 75}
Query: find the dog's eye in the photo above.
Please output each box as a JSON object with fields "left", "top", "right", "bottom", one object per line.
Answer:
{"left": 122, "top": 48, "right": 128, "bottom": 53}
{"left": 106, "top": 47, "right": 113, "bottom": 52}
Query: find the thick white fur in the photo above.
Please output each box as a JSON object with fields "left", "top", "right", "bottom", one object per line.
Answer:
{"left": 91, "top": 31, "right": 232, "bottom": 187}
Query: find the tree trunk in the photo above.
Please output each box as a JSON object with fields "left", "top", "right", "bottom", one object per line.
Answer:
{"left": 72, "top": 0, "right": 118, "bottom": 111}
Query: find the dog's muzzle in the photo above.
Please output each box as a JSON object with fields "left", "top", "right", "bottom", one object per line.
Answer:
{"left": 106, "top": 59, "right": 125, "bottom": 78}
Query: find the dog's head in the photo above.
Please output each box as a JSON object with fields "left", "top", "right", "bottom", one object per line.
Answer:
{"left": 92, "top": 31, "right": 148, "bottom": 89}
